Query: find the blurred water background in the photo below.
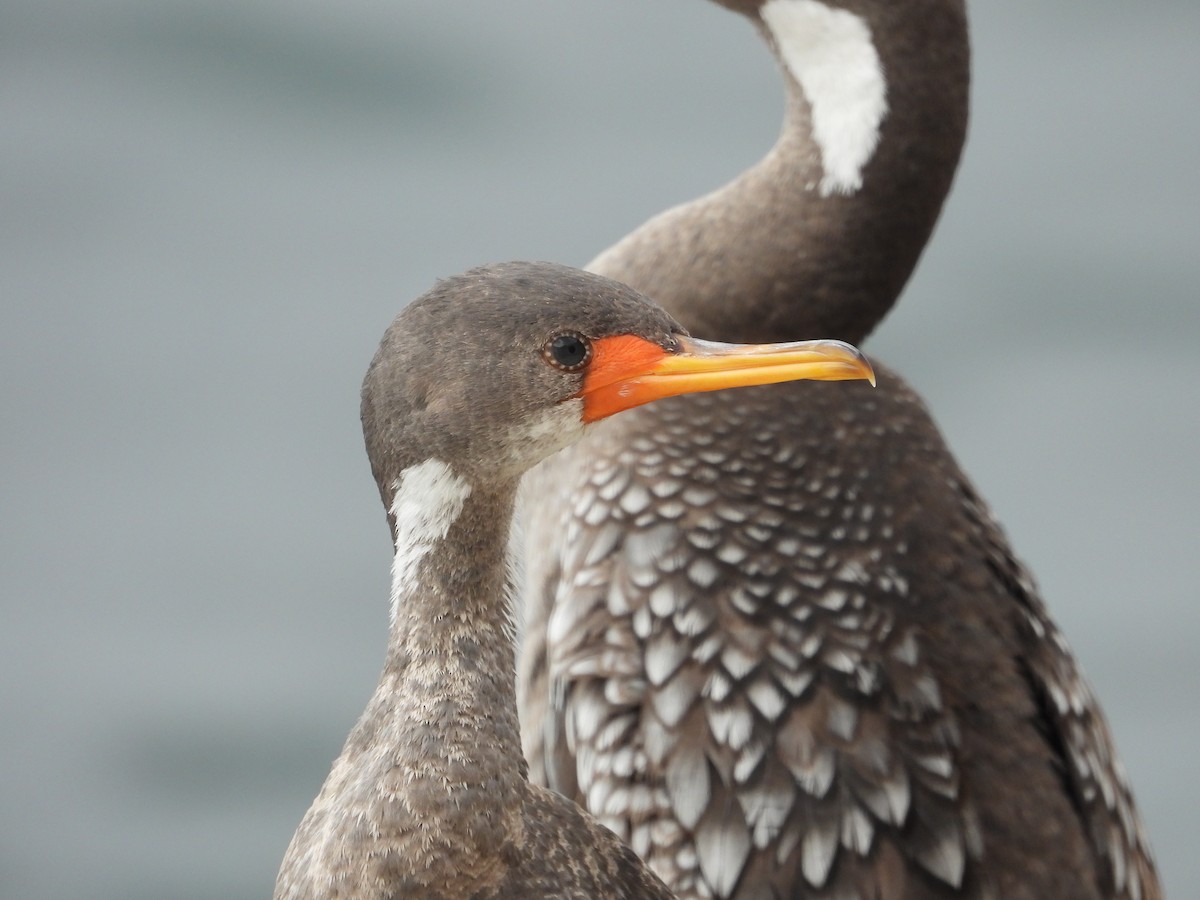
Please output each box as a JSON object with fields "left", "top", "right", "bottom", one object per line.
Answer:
{"left": 2, "top": 1, "right": 1197, "bottom": 897}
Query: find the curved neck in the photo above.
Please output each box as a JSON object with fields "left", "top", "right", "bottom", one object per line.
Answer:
{"left": 589, "top": 0, "right": 969, "bottom": 345}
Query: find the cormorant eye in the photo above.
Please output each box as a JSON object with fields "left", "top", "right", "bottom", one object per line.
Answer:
{"left": 544, "top": 332, "right": 592, "bottom": 372}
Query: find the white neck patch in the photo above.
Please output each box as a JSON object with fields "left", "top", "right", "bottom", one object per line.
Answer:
{"left": 388, "top": 458, "right": 472, "bottom": 622}
{"left": 762, "top": 0, "right": 888, "bottom": 196}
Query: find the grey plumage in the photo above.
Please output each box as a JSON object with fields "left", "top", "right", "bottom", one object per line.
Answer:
{"left": 516, "top": 2, "right": 1161, "bottom": 899}
{"left": 276, "top": 264, "right": 682, "bottom": 899}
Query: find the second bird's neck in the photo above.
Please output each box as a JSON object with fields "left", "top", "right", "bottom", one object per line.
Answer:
{"left": 589, "top": 0, "right": 969, "bottom": 345}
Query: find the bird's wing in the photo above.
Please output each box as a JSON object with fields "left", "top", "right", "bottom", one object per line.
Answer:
{"left": 958, "top": 481, "right": 1161, "bottom": 900}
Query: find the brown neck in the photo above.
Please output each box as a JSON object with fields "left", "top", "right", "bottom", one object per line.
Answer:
{"left": 281, "top": 477, "right": 528, "bottom": 893}
{"left": 377, "top": 480, "right": 526, "bottom": 794}
{"left": 589, "top": 0, "right": 969, "bottom": 345}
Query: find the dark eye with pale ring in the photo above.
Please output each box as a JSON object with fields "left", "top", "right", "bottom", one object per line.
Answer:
{"left": 544, "top": 333, "right": 592, "bottom": 371}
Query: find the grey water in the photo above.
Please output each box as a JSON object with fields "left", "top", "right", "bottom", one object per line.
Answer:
{"left": 2, "top": 1, "right": 1197, "bottom": 897}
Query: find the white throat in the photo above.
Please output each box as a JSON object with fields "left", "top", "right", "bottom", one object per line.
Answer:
{"left": 388, "top": 458, "right": 472, "bottom": 622}
{"left": 762, "top": 0, "right": 888, "bottom": 196}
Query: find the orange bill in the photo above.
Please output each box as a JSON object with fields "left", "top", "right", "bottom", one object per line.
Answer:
{"left": 580, "top": 334, "right": 876, "bottom": 422}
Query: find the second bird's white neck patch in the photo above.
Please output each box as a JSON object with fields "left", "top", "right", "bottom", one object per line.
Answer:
{"left": 761, "top": 0, "right": 888, "bottom": 196}
{"left": 388, "top": 458, "right": 472, "bottom": 622}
